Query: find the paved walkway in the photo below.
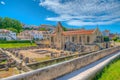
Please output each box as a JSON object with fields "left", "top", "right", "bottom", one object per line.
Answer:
{"left": 57, "top": 51, "right": 120, "bottom": 80}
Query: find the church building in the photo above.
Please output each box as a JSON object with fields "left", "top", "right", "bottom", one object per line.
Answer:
{"left": 50, "top": 22, "right": 105, "bottom": 51}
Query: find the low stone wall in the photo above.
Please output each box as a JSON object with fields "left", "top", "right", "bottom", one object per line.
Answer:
{"left": 27, "top": 51, "right": 94, "bottom": 70}
{"left": 88, "top": 52, "right": 120, "bottom": 80}
{"left": 2, "top": 46, "right": 120, "bottom": 80}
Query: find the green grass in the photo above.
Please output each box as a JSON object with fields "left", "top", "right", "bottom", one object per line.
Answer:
{"left": 0, "top": 60, "right": 7, "bottom": 64}
{"left": 94, "top": 59, "right": 120, "bottom": 80}
{"left": 116, "top": 39, "right": 120, "bottom": 42}
{"left": 0, "top": 43, "right": 37, "bottom": 48}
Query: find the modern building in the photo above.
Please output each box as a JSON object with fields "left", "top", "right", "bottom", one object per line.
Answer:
{"left": 0, "top": 29, "right": 17, "bottom": 40}
{"left": 50, "top": 22, "right": 106, "bottom": 51}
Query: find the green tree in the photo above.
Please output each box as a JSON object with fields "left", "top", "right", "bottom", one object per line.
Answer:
{"left": 2, "top": 17, "right": 13, "bottom": 29}
{"left": 39, "top": 28, "right": 46, "bottom": 31}
{"left": 12, "top": 19, "right": 22, "bottom": 33}
{"left": 113, "top": 37, "right": 119, "bottom": 41}
{"left": 0, "top": 17, "right": 22, "bottom": 33}
{"left": 62, "top": 26, "right": 67, "bottom": 31}
{"left": 6, "top": 28, "right": 18, "bottom": 33}
{"left": 0, "top": 17, "right": 2, "bottom": 28}
{"left": 104, "top": 36, "right": 110, "bottom": 42}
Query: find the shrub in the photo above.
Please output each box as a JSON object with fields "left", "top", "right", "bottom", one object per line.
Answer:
{"left": 104, "top": 36, "right": 110, "bottom": 42}
{"left": 0, "top": 40, "right": 34, "bottom": 43}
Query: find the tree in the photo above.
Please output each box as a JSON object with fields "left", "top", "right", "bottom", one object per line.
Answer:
{"left": 104, "top": 36, "right": 110, "bottom": 42}
{"left": 39, "top": 28, "right": 46, "bottom": 31}
{"left": 0, "top": 17, "right": 2, "bottom": 28}
{"left": 62, "top": 26, "right": 67, "bottom": 31}
{"left": 6, "top": 28, "right": 18, "bottom": 33}
{"left": 113, "top": 37, "right": 119, "bottom": 41}
{"left": 2, "top": 17, "right": 13, "bottom": 29}
{"left": 0, "top": 17, "right": 22, "bottom": 33}
{"left": 12, "top": 19, "right": 22, "bottom": 33}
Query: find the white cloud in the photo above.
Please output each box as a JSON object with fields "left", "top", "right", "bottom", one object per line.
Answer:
{"left": 39, "top": 0, "right": 120, "bottom": 26}
{"left": 67, "top": 18, "right": 120, "bottom": 26}
{"left": 0, "top": 1, "right": 5, "bottom": 5}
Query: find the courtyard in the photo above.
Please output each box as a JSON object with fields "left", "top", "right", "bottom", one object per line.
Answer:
{"left": 17, "top": 48, "right": 74, "bottom": 63}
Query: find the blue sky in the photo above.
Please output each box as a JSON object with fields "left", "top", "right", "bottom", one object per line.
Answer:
{"left": 0, "top": 0, "right": 120, "bottom": 33}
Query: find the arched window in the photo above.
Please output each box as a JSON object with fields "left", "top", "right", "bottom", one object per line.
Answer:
{"left": 51, "top": 37, "right": 53, "bottom": 42}
{"left": 79, "top": 36, "right": 81, "bottom": 42}
{"left": 57, "top": 27, "right": 60, "bottom": 32}
{"left": 72, "top": 36, "right": 74, "bottom": 42}
{"left": 87, "top": 36, "right": 90, "bottom": 43}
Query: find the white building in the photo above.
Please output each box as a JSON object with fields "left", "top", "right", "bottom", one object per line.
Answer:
{"left": 102, "top": 30, "right": 110, "bottom": 37}
{"left": 0, "top": 29, "right": 17, "bottom": 40}
{"left": 17, "top": 30, "right": 50, "bottom": 40}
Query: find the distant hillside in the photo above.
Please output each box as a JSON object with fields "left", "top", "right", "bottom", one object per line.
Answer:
{"left": 39, "top": 24, "right": 56, "bottom": 31}
{"left": 23, "top": 24, "right": 55, "bottom": 31}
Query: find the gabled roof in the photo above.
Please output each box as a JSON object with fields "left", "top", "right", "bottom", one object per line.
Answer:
{"left": 52, "top": 29, "right": 95, "bottom": 36}
{"left": 51, "top": 22, "right": 97, "bottom": 36}
{"left": 62, "top": 30, "right": 95, "bottom": 36}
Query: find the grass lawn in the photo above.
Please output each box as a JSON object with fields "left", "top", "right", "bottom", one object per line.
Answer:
{"left": 0, "top": 43, "right": 37, "bottom": 48}
{"left": 0, "top": 60, "right": 7, "bottom": 64}
{"left": 96, "top": 59, "right": 120, "bottom": 80}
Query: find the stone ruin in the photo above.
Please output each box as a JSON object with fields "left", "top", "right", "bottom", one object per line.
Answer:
{"left": 0, "top": 50, "right": 16, "bottom": 71}
{"left": 64, "top": 41, "right": 101, "bottom": 52}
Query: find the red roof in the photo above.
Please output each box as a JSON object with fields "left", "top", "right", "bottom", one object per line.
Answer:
{"left": 104, "top": 30, "right": 109, "bottom": 32}
{"left": 51, "top": 34, "right": 56, "bottom": 36}
{"left": 52, "top": 29, "right": 95, "bottom": 36}
{"left": 0, "top": 29, "right": 10, "bottom": 33}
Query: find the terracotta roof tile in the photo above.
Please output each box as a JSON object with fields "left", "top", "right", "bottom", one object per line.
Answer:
{"left": 52, "top": 29, "right": 94, "bottom": 36}
{"left": 0, "top": 29, "right": 10, "bottom": 33}
{"left": 104, "top": 30, "right": 109, "bottom": 32}
{"left": 51, "top": 34, "right": 56, "bottom": 36}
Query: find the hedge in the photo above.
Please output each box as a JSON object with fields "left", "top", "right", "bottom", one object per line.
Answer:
{"left": 0, "top": 40, "right": 34, "bottom": 43}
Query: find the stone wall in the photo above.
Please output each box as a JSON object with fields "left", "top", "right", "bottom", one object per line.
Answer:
{"left": 27, "top": 51, "right": 93, "bottom": 70}
{"left": 2, "top": 46, "right": 120, "bottom": 80}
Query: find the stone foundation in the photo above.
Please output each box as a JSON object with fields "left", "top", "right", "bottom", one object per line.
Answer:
{"left": 2, "top": 46, "right": 120, "bottom": 80}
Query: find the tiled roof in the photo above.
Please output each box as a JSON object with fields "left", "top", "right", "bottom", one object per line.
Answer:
{"left": 63, "top": 30, "right": 94, "bottom": 35}
{"left": 51, "top": 34, "right": 56, "bottom": 36}
{"left": 52, "top": 29, "right": 94, "bottom": 36}
{"left": 104, "top": 30, "right": 109, "bottom": 32}
{"left": 0, "top": 29, "right": 10, "bottom": 33}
